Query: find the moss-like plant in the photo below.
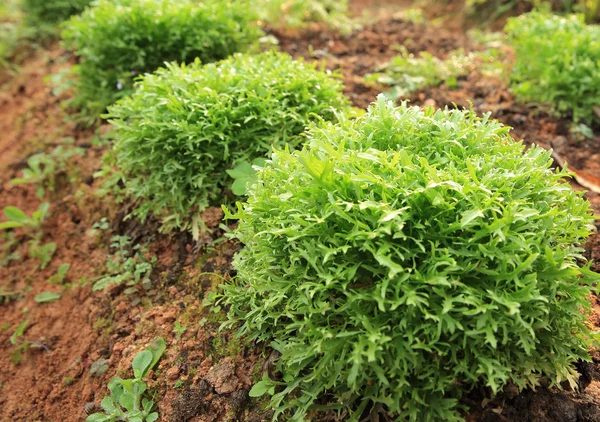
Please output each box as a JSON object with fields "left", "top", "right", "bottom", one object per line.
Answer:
{"left": 107, "top": 51, "right": 351, "bottom": 235}
{"left": 219, "top": 97, "right": 599, "bottom": 421}
{"left": 506, "top": 11, "right": 600, "bottom": 124}
{"left": 23, "top": 0, "right": 92, "bottom": 24}
{"left": 61, "top": 0, "right": 263, "bottom": 116}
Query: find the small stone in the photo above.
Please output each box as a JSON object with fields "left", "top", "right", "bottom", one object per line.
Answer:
{"left": 167, "top": 366, "right": 181, "bottom": 381}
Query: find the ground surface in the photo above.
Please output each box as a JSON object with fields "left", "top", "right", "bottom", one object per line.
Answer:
{"left": 1, "top": 1, "right": 600, "bottom": 421}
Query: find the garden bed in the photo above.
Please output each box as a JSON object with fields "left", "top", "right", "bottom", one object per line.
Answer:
{"left": 1, "top": 1, "right": 600, "bottom": 421}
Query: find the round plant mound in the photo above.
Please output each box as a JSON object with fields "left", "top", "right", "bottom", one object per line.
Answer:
{"left": 221, "top": 98, "right": 599, "bottom": 421}
{"left": 107, "top": 51, "right": 351, "bottom": 233}
{"left": 62, "top": 0, "right": 263, "bottom": 115}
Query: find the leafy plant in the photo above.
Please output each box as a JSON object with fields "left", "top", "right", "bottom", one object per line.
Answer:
{"left": 506, "top": 10, "right": 600, "bottom": 124}
{"left": 107, "top": 51, "right": 351, "bottom": 236}
{"left": 28, "top": 240, "right": 56, "bottom": 269}
{"left": 93, "top": 236, "right": 155, "bottom": 292}
{"left": 366, "top": 46, "right": 474, "bottom": 100}
{"left": 61, "top": 0, "right": 263, "bottom": 117}
{"left": 256, "top": 0, "right": 352, "bottom": 30}
{"left": 0, "top": 203, "right": 49, "bottom": 231}
{"left": 86, "top": 337, "right": 166, "bottom": 422}
{"left": 11, "top": 144, "right": 85, "bottom": 198}
{"left": 48, "top": 263, "right": 70, "bottom": 284}
{"left": 10, "top": 320, "right": 30, "bottom": 364}
{"left": 34, "top": 291, "right": 61, "bottom": 303}
{"left": 23, "top": 0, "right": 93, "bottom": 25}
{"left": 218, "top": 97, "right": 599, "bottom": 421}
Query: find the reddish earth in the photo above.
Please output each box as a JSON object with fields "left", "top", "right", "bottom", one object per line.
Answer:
{"left": 1, "top": 1, "right": 600, "bottom": 421}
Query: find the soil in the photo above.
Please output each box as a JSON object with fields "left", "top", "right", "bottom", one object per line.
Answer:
{"left": 1, "top": 1, "right": 600, "bottom": 421}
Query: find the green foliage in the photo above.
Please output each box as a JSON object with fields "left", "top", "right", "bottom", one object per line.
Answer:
{"left": 61, "top": 0, "right": 263, "bottom": 117}
{"left": 10, "top": 144, "right": 85, "bottom": 199}
{"left": 506, "top": 11, "right": 600, "bottom": 124}
{"left": 10, "top": 319, "right": 29, "bottom": 364}
{"left": 219, "top": 98, "right": 599, "bottom": 421}
{"left": 23, "top": 0, "right": 92, "bottom": 24}
{"left": 28, "top": 240, "right": 56, "bottom": 269}
{"left": 34, "top": 291, "right": 61, "bottom": 303}
{"left": 87, "top": 338, "right": 166, "bottom": 422}
{"left": 107, "top": 51, "right": 350, "bottom": 235}
{"left": 256, "top": 0, "right": 351, "bottom": 30}
{"left": 367, "top": 47, "right": 474, "bottom": 100}
{"left": 48, "top": 263, "right": 70, "bottom": 284}
{"left": 0, "top": 202, "right": 49, "bottom": 231}
{"left": 93, "top": 236, "right": 155, "bottom": 292}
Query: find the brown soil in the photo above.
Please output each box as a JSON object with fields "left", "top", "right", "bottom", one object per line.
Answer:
{"left": 1, "top": 1, "right": 600, "bottom": 421}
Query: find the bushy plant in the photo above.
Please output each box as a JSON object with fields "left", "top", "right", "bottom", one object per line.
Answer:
{"left": 506, "top": 11, "right": 600, "bottom": 124}
{"left": 61, "top": 0, "right": 263, "bottom": 116}
{"left": 23, "top": 0, "right": 93, "bottom": 24}
{"left": 107, "top": 51, "right": 351, "bottom": 236}
{"left": 219, "top": 97, "right": 599, "bottom": 421}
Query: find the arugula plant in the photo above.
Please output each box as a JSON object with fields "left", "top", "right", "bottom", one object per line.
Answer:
{"left": 366, "top": 46, "right": 474, "bottom": 100}
{"left": 93, "top": 236, "right": 155, "bottom": 292}
{"left": 219, "top": 97, "right": 599, "bottom": 421}
{"left": 87, "top": 337, "right": 166, "bottom": 422}
{"left": 61, "top": 0, "right": 263, "bottom": 118}
{"left": 506, "top": 11, "right": 600, "bottom": 124}
{"left": 107, "top": 51, "right": 351, "bottom": 237}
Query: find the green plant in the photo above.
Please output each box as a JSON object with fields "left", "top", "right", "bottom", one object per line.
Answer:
{"left": 10, "top": 320, "right": 30, "bottom": 364}
{"left": 0, "top": 203, "right": 49, "bottom": 231}
{"left": 107, "top": 51, "right": 351, "bottom": 236}
{"left": 218, "top": 97, "right": 599, "bottom": 421}
{"left": 28, "top": 240, "right": 56, "bottom": 269}
{"left": 48, "top": 263, "right": 70, "bottom": 284}
{"left": 366, "top": 47, "right": 474, "bottom": 100}
{"left": 93, "top": 236, "right": 156, "bottom": 292}
{"left": 256, "top": 0, "right": 351, "bottom": 30}
{"left": 61, "top": 0, "right": 263, "bottom": 117}
{"left": 506, "top": 10, "right": 600, "bottom": 124}
{"left": 87, "top": 337, "right": 166, "bottom": 422}
{"left": 23, "top": 0, "right": 93, "bottom": 25}
{"left": 11, "top": 144, "right": 85, "bottom": 198}
{"left": 173, "top": 322, "right": 186, "bottom": 340}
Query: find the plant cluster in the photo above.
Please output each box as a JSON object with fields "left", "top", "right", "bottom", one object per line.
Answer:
{"left": 10, "top": 142, "right": 85, "bottom": 199}
{"left": 86, "top": 338, "right": 166, "bottom": 422}
{"left": 257, "top": 0, "right": 352, "bottom": 31}
{"left": 23, "top": 0, "right": 92, "bottom": 25}
{"left": 506, "top": 10, "right": 600, "bottom": 124}
{"left": 107, "top": 51, "right": 351, "bottom": 235}
{"left": 92, "top": 235, "right": 156, "bottom": 292}
{"left": 219, "top": 98, "right": 599, "bottom": 421}
{"left": 366, "top": 47, "right": 474, "bottom": 100}
{"left": 61, "top": 0, "right": 263, "bottom": 116}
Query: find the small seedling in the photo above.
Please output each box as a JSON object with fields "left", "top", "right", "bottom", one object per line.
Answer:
{"left": 86, "top": 338, "right": 166, "bottom": 422}
{"left": 28, "top": 240, "right": 56, "bottom": 270}
{"left": 10, "top": 320, "right": 29, "bottom": 364}
{"left": 48, "top": 263, "right": 70, "bottom": 284}
{"left": 34, "top": 291, "right": 61, "bottom": 303}
{"left": 0, "top": 203, "right": 49, "bottom": 231}
{"left": 92, "top": 236, "right": 156, "bottom": 292}
{"left": 90, "top": 358, "right": 109, "bottom": 377}
{"left": 226, "top": 158, "right": 266, "bottom": 196}
{"left": 173, "top": 322, "right": 186, "bottom": 340}
{"left": 10, "top": 144, "right": 85, "bottom": 199}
